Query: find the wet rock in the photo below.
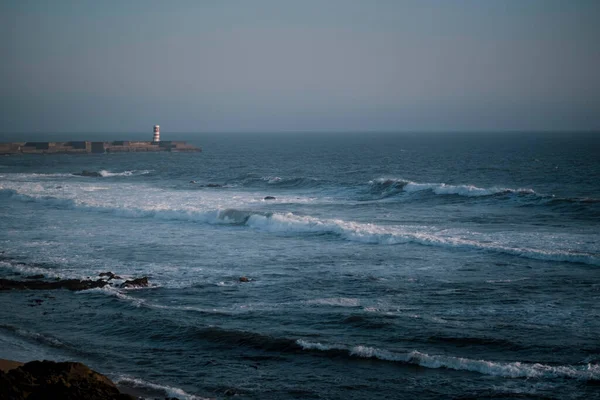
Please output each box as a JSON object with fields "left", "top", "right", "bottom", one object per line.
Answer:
{"left": 98, "top": 272, "right": 121, "bottom": 281}
{"left": 224, "top": 388, "right": 241, "bottom": 396}
{"left": 264, "top": 196, "right": 276, "bottom": 200}
{"left": 120, "top": 277, "right": 149, "bottom": 288}
{"left": 0, "top": 360, "right": 135, "bottom": 400}
{"left": 74, "top": 170, "right": 102, "bottom": 177}
{"left": 0, "top": 278, "right": 109, "bottom": 291}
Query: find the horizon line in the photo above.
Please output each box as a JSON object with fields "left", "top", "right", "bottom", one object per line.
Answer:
{"left": 2, "top": 129, "right": 599, "bottom": 135}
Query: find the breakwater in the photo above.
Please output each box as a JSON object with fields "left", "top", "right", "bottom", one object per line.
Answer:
{"left": 0, "top": 140, "right": 200, "bottom": 154}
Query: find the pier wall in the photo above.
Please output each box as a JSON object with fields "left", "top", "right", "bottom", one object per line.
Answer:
{"left": 0, "top": 141, "right": 200, "bottom": 155}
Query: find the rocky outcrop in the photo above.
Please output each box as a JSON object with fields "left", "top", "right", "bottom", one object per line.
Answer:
{"left": 0, "top": 274, "right": 149, "bottom": 292}
{"left": 120, "top": 277, "right": 149, "bottom": 288}
{"left": 0, "top": 360, "right": 136, "bottom": 400}
{"left": 74, "top": 170, "right": 102, "bottom": 177}
{"left": 0, "top": 278, "right": 109, "bottom": 291}
{"left": 98, "top": 272, "right": 121, "bottom": 281}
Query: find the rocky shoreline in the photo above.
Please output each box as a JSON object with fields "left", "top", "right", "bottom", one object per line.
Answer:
{"left": 0, "top": 359, "right": 168, "bottom": 400}
{"left": 0, "top": 273, "right": 151, "bottom": 292}
{"left": 1, "top": 274, "right": 163, "bottom": 399}
{"left": 0, "top": 273, "right": 199, "bottom": 399}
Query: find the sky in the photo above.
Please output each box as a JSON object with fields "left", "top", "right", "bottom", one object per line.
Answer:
{"left": 1, "top": 0, "right": 599, "bottom": 133}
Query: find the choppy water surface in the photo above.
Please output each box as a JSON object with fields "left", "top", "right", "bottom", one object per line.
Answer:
{"left": 1, "top": 132, "right": 599, "bottom": 399}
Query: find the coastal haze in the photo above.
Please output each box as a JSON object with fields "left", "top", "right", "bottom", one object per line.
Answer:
{"left": 1, "top": 2, "right": 600, "bottom": 400}
{"left": 1, "top": 0, "right": 600, "bottom": 133}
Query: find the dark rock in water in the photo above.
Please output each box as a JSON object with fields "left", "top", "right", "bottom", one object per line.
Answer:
{"left": 224, "top": 388, "right": 241, "bottom": 396}
{"left": 264, "top": 196, "right": 276, "bottom": 200}
{"left": 0, "top": 360, "right": 135, "bottom": 400}
{"left": 98, "top": 272, "right": 120, "bottom": 281}
{"left": 24, "top": 274, "right": 45, "bottom": 280}
{"left": 120, "top": 277, "right": 149, "bottom": 288}
{"left": 74, "top": 170, "right": 102, "bottom": 177}
{"left": 0, "top": 278, "right": 109, "bottom": 291}
{"left": 205, "top": 183, "right": 222, "bottom": 188}
{"left": 239, "top": 276, "right": 250, "bottom": 283}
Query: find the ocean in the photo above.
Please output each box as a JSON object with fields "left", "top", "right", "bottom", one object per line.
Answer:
{"left": 0, "top": 132, "right": 599, "bottom": 399}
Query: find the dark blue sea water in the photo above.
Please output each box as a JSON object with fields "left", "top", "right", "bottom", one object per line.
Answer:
{"left": 1, "top": 132, "right": 599, "bottom": 399}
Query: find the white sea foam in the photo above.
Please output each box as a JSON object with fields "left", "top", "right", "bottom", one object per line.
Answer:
{"left": 2, "top": 186, "right": 598, "bottom": 266}
{"left": 246, "top": 212, "right": 599, "bottom": 265}
{"left": 114, "top": 376, "right": 207, "bottom": 400}
{"left": 263, "top": 176, "right": 282, "bottom": 183}
{"left": 80, "top": 286, "right": 147, "bottom": 307}
{"left": 305, "top": 297, "right": 361, "bottom": 307}
{"left": 296, "top": 340, "right": 344, "bottom": 352}
{"left": 296, "top": 340, "right": 600, "bottom": 380}
{"left": 0, "top": 260, "right": 61, "bottom": 278}
{"left": 0, "top": 172, "right": 74, "bottom": 179}
{"left": 98, "top": 169, "right": 152, "bottom": 177}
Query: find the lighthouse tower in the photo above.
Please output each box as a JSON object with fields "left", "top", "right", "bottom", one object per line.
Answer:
{"left": 153, "top": 125, "right": 160, "bottom": 143}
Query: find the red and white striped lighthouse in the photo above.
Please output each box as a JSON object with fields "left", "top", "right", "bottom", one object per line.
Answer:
{"left": 153, "top": 125, "right": 160, "bottom": 143}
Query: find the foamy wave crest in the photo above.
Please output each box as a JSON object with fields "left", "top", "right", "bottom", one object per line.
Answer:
{"left": 3, "top": 189, "right": 597, "bottom": 266}
{"left": 369, "top": 178, "right": 535, "bottom": 198}
{"left": 115, "top": 376, "right": 207, "bottom": 400}
{"left": 80, "top": 286, "right": 147, "bottom": 307}
{"left": 296, "top": 340, "right": 599, "bottom": 380}
{"left": 305, "top": 297, "right": 361, "bottom": 307}
{"left": 0, "top": 259, "right": 62, "bottom": 279}
{"left": 296, "top": 339, "right": 344, "bottom": 352}
{"left": 98, "top": 169, "right": 152, "bottom": 177}
{"left": 246, "top": 212, "right": 599, "bottom": 265}
{"left": 356, "top": 347, "right": 599, "bottom": 380}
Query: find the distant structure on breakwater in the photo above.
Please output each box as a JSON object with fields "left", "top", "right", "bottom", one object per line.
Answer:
{"left": 0, "top": 126, "right": 200, "bottom": 155}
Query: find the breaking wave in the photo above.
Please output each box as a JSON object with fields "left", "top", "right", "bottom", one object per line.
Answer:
{"left": 244, "top": 212, "right": 599, "bottom": 265}
{"left": 296, "top": 340, "right": 600, "bottom": 380}
{"left": 114, "top": 376, "right": 206, "bottom": 400}
{"left": 368, "top": 178, "right": 536, "bottom": 199}
{"left": 1, "top": 188, "right": 598, "bottom": 266}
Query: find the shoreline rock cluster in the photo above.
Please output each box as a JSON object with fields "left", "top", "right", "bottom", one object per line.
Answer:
{"left": 0, "top": 273, "right": 151, "bottom": 292}
{"left": 0, "top": 360, "right": 137, "bottom": 400}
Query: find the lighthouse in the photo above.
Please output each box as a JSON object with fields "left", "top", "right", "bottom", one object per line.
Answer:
{"left": 153, "top": 125, "right": 160, "bottom": 143}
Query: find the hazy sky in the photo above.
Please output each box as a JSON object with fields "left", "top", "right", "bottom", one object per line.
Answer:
{"left": 1, "top": 0, "right": 599, "bottom": 133}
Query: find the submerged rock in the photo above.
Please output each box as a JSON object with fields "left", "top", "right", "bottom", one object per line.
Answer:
{"left": 0, "top": 360, "right": 136, "bottom": 400}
